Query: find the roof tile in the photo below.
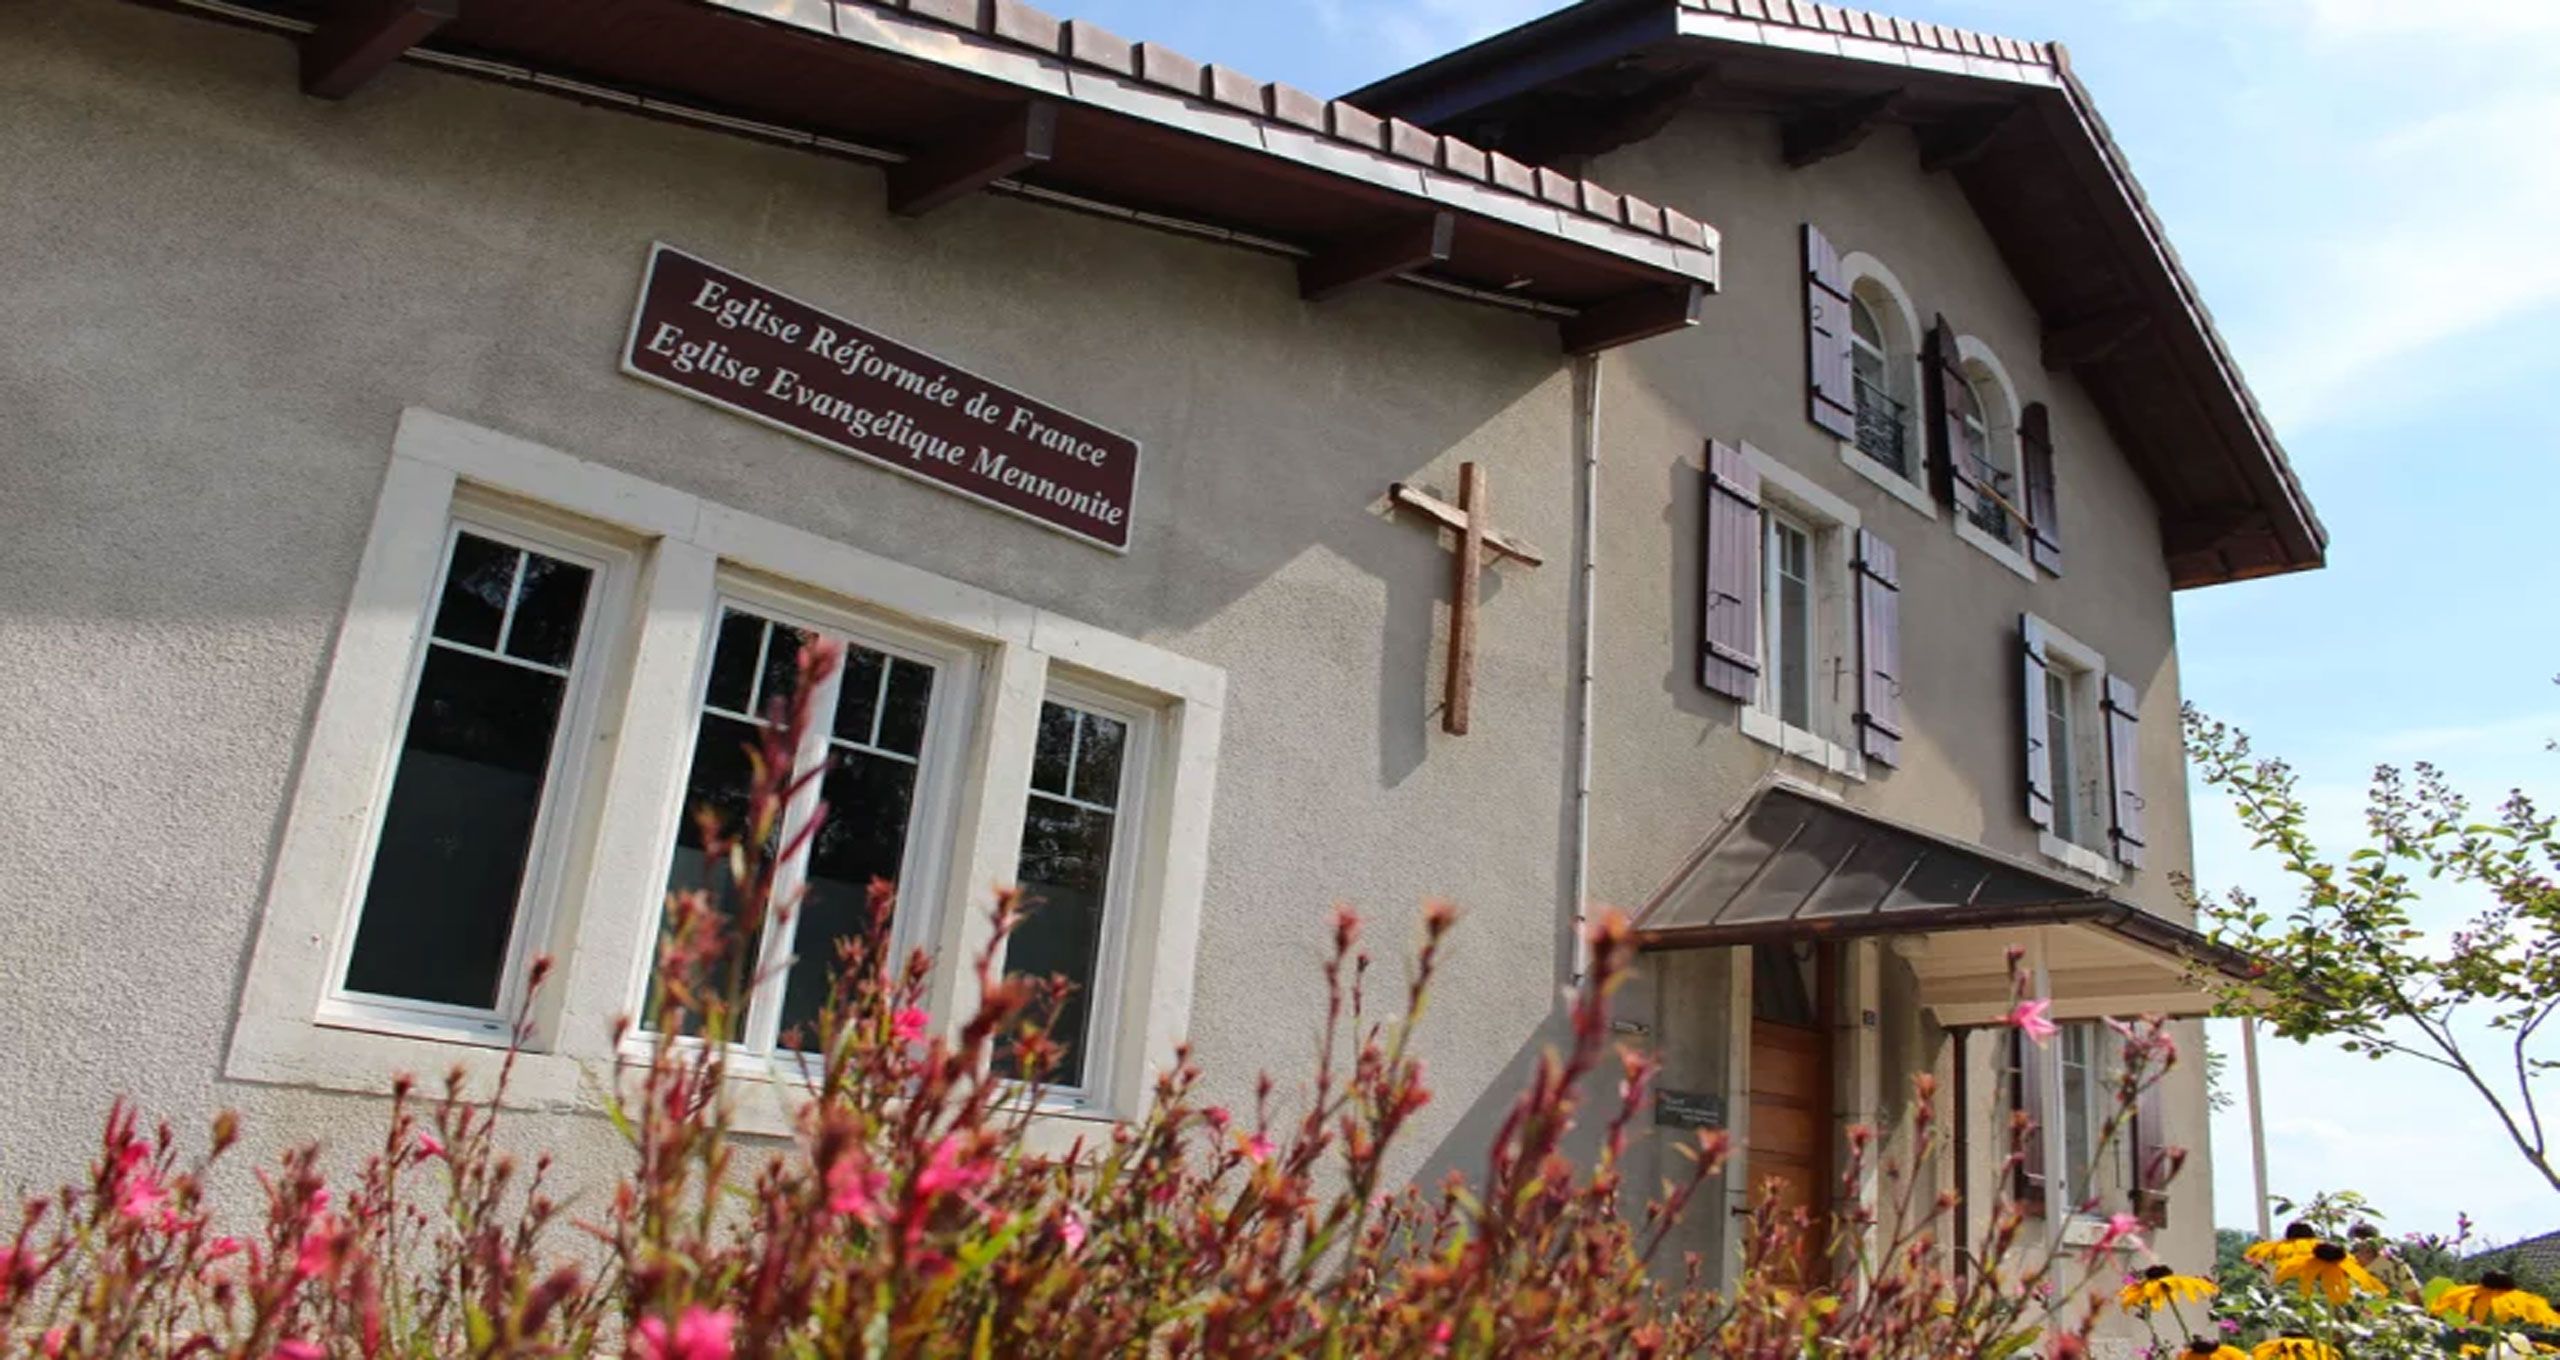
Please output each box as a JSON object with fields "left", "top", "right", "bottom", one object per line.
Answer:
{"left": 1487, "top": 151, "right": 1536, "bottom": 196}
{"left": 1386, "top": 118, "right": 1438, "bottom": 164}
{"left": 1620, "top": 193, "right": 1664, "bottom": 236}
{"left": 1580, "top": 182, "right": 1620, "bottom": 219}
{"left": 1661, "top": 206, "right": 1708, "bottom": 249}
{"left": 1534, "top": 166, "right": 1580, "bottom": 207}
{"left": 1265, "top": 82, "right": 1325, "bottom": 130}
{"left": 902, "top": 0, "right": 981, "bottom": 28}
{"left": 1438, "top": 135, "right": 1489, "bottom": 181}
{"left": 1133, "top": 41, "right": 1205, "bottom": 96}
{"left": 1203, "top": 64, "right": 1261, "bottom": 112}
{"left": 1326, "top": 101, "right": 1384, "bottom": 149}
{"left": 987, "top": 0, "right": 1060, "bottom": 50}
{"left": 1060, "top": 18, "right": 1133, "bottom": 75}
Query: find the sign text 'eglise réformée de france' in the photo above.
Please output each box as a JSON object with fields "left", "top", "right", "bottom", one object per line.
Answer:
{"left": 622, "top": 244, "right": 1140, "bottom": 551}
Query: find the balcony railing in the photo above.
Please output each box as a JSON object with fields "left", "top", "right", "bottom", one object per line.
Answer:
{"left": 1851, "top": 377, "right": 1908, "bottom": 477}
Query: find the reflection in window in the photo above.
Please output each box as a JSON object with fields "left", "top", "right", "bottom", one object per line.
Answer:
{"left": 1848, "top": 291, "right": 1909, "bottom": 476}
{"left": 654, "top": 606, "right": 936, "bottom": 1052}
{"left": 1955, "top": 370, "right": 2017, "bottom": 542}
{"left": 343, "top": 529, "right": 593, "bottom": 1012}
{"left": 1001, "top": 699, "right": 1132, "bottom": 1089}
{"left": 1760, "top": 509, "right": 1817, "bottom": 732}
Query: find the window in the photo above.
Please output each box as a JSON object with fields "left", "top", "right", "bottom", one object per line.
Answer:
{"left": 2008, "top": 1020, "right": 2129, "bottom": 1218}
{"left": 1848, "top": 292, "right": 1908, "bottom": 476}
{"left": 1835, "top": 255, "right": 1932, "bottom": 515}
{"left": 2058, "top": 1021, "right": 2100, "bottom": 1208}
{"left": 334, "top": 521, "right": 608, "bottom": 1028}
{"left": 2044, "top": 665, "right": 2078, "bottom": 844}
{"left": 1001, "top": 692, "right": 1147, "bottom": 1093}
{"left": 650, "top": 602, "right": 959, "bottom": 1054}
{"left": 1954, "top": 372, "right": 2015, "bottom": 541}
{"left": 1942, "top": 335, "right": 2029, "bottom": 578}
{"left": 1761, "top": 509, "right": 1817, "bottom": 732}
{"left": 234, "top": 409, "right": 1225, "bottom": 1129}
{"left": 2022, "top": 614, "right": 2112, "bottom": 875}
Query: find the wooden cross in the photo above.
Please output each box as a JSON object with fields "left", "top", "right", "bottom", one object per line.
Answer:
{"left": 1389, "top": 462, "right": 1546, "bottom": 736}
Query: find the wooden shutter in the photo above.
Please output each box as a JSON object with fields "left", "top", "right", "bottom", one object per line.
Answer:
{"left": 2008, "top": 1029, "right": 2047, "bottom": 1217}
{"left": 1924, "top": 315, "right": 1979, "bottom": 511}
{"left": 2020, "top": 615, "right": 2054, "bottom": 830}
{"left": 2102, "top": 675, "right": 2148, "bottom": 867}
{"left": 2132, "top": 1076, "right": 2171, "bottom": 1229}
{"left": 1700, "top": 441, "right": 1762, "bottom": 702}
{"left": 1853, "top": 529, "right": 1901, "bottom": 766}
{"left": 1804, "top": 224, "right": 1857, "bottom": 440}
{"left": 2021, "top": 402, "right": 2062, "bottom": 574}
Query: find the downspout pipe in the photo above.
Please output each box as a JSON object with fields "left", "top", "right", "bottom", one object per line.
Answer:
{"left": 1570, "top": 352, "right": 1602, "bottom": 982}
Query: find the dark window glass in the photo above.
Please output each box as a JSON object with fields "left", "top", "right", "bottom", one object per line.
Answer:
{"left": 833, "top": 646, "right": 887, "bottom": 745}
{"left": 1029, "top": 703, "right": 1076, "bottom": 797}
{"left": 776, "top": 749, "right": 919, "bottom": 1048}
{"left": 1071, "top": 712, "right": 1127, "bottom": 807}
{"left": 1750, "top": 943, "right": 1819, "bottom": 1028}
{"left": 877, "top": 658, "right": 934, "bottom": 757}
{"left": 703, "top": 610, "right": 763, "bottom": 715}
{"left": 431, "top": 532, "right": 514, "bottom": 649}
{"left": 503, "top": 552, "right": 592, "bottom": 668}
{"left": 650, "top": 712, "right": 764, "bottom": 1035}
{"left": 758, "top": 622, "right": 807, "bottom": 721}
{"left": 999, "top": 700, "right": 1130, "bottom": 1088}
{"left": 345, "top": 538, "right": 591, "bottom": 1010}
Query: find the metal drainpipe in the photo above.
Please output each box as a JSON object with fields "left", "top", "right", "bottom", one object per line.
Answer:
{"left": 1570, "top": 352, "right": 1603, "bottom": 982}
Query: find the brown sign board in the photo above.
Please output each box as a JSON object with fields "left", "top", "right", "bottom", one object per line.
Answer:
{"left": 622, "top": 244, "right": 1140, "bottom": 552}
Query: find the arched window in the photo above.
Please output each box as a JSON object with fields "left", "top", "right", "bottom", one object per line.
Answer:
{"left": 1950, "top": 338, "right": 2023, "bottom": 546}
{"left": 1840, "top": 256, "right": 1923, "bottom": 486}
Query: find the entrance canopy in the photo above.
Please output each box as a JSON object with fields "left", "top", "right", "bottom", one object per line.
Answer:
{"left": 1632, "top": 783, "right": 2261, "bottom": 1026}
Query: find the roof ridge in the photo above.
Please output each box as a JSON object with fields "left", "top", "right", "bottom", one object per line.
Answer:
{"left": 1678, "top": 0, "right": 2057, "bottom": 68}
{"left": 852, "top": 0, "right": 1711, "bottom": 253}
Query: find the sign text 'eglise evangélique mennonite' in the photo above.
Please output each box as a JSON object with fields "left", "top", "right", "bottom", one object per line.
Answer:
{"left": 622, "top": 244, "right": 1140, "bottom": 551}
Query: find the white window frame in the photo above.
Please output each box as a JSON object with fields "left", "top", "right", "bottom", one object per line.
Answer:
{"left": 1003, "top": 676, "right": 1155, "bottom": 1111}
{"left": 228, "top": 408, "right": 1225, "bottom": 1138}
{"left": 633, "top": 585, "right": 979, "bottom": 1062}
{"left": 316, "top": 501, "right": 637, "bottom": 1044}
{"left": 1948, "top": 335, "right": 2035, "bottom": 582}
{"left": 1759, "top": 507, "right": 1818, "bottom": 734}
{"left": 2024, "top": 614, "right": 2118, "bottom": 883}
{"left": 1735, "top": 446, "right": 1863, "bottom": 780}
{"left": 1834, "top": 253, "right": 1935, "bottom": 518}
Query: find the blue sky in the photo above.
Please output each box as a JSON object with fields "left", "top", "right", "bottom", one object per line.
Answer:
{"left": 1055, "top": 0, "right": 2560, "bottom": 1238}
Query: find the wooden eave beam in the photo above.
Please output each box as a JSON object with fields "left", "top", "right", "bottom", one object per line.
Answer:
{"left": 301, "top": 0, "right": 456, "bottom": 100}
{"left": 1781, "top": 89, "right": 1903, "bottom": 169}
{"left": 2042, "top": 308, "right": 2153, "bottom": 370}
{"left": 1918, "top": 103, "right": 2021, "bottom": 173}
{"left": 1560, "top": 282, "right": 1706, "bottom": 354}
{"left": 886, "top": 101, "right": 1059, "bottom": 218}
{"left": 1300, "top": 212, "right": 1457, "bottom": 302}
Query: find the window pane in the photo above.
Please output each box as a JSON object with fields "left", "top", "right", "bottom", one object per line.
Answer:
{"left": 703, "top": 610, "right": 764, "bottom": 715}
{"left": 877, "top": 658, "right": 934, "bottom": 757}
{"left": 1030, "top": 701, "right": 1076, "bottom": 797}
{"left": 1070, "top": 711, "right": 1127, "bottom": 808}
{"left": 2046, "top": 670, "right": 2076, "bottom": 840}
{"left": 1778, "top": 569, "right": 1811, "bottom": 731}
{"left": 1850, "top": 295, "right": 1882, "bottom": 349}
{"left": 1001, "top": 795, "right": 1118, "bottom": 1086}
{"left": 758, "top": 622, "right": 808, "bottom": 720}
{"left": 431, "top": 533, "right": 514, "bottom": 650}
{"left": 2063, "top": 1026, "right": 2095, "bottom": 1202}
{"left": 503, "top": 553, "right": 592, "bottom": 668}
{"left": 833, "top": 645, "right": 886, "bottom": 745}
{"left": 650, "top": 711, "right": 764, "bottom": 1034}
{"left": 343, "top": 646, "right": 568, "bottom": 1009}
{"left": 777, "top": 748, "right": 919, "bottom": 1048}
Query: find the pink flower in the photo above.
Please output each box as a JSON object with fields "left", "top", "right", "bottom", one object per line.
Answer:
{"left": 2006, "top": 997, "right": 2058, "bottom": 1046}
{"left": 1241, "top": 1133, "right": 1276, "bottom": 1166}
{"left": 825, "top": 1158, "right": 887, "bottom": 1221}
{"left": 275, "top": 1341, "right": 324, "bottom": 1360}
{"left": 2086, "top": 1212, "right": 2146, "bottom": 1261}
{"left": 40, "top": 1328, "right": 65, "bottom": 1358}
{"left": 1430, "top": 1318, "right": 1456, "bottom": 1353}
{"left": 203, "top": 1236, "right": 243, "bottom": 1261}
{"left": 632, "top": 1306, "right": 736, "bottom": 1360}
{"left": 913, "top": 1136, "right": 994, "bottom": 1203}
{"left": 890, "top": 1007, "right": 929, "bottom": 1044}
{"left": 1055, "top": 1208, "right": 1087, "bottom": 1254}
{"left": 415, "top": 1132, "right": 446, "bottom": 1162}
{"left": 295, "top": 1221, "right": 342, "bottom": 1281}
{"left": 116, "top": 1172, "right": 168, "bottom": 1223}
{"left": 1202, "top": 1106, "right": 1232, "bottom": 1132}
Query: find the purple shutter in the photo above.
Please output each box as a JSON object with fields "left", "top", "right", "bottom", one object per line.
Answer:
{"left": 1853, "top": 529, "right": 1901, "bottom": 765}
{"left": 2021, "top": 615, "right": 2054, "bottom": 830}
{"left": 2103, "top": 675, "right": 2148, "bottom": 867}
{"left": 1924, "top": 316, "right": 1981, "bottom": 511}
{"left": 2009, "top": 1030, "right": 2047, "bottom": 1217}
{"left": 1700, "top": 441, "right": 1762, "bottom": 701}
{"left": 2021, "top": 402, "right": 2062, "bottom": 574}
{"left": 2133, "top": 1076, "right": 2172, "bottom": 1228}
{"left": 1804, "top": 224, "right": 1857, "bottom": 440}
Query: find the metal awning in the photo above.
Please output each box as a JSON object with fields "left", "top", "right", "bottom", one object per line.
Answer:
{"left": 1632, "top": 783, "right": 2261, "bottom": 1025}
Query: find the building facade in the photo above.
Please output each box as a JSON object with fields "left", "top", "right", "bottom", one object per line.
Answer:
{"left": 0, "top": 0, "right": 2321, "bottom": 1338}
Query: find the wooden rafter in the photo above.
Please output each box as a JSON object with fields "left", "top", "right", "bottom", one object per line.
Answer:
{"left": 301, "top": 0, "right": 456, "bottom": 100}
{"left": 2041, "top": 308, "right": 2153, "bottom": 370}
{"left": 1559, "top": 283, "right": 1705, "bottom": 354}
{"left": 886, "top": 101, "right": 1060, "bottom": 218}
{"left": 1299, "top": 212, "right": 1457, "bottom": 301}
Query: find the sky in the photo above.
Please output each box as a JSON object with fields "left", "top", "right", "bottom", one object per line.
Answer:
{"left": 1047, "top": 0, "right": 2560, "bottom": 1239}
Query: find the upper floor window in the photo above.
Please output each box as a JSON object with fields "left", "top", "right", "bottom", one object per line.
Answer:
{"left": 1845, "top": 269, "right": 1921, "bottom": 485}
{"left": 1761, "top": 507, "right": 1818, "bottom": 732}
{"left": 1954, "top": 367, "right": 2015, "bottom": 541}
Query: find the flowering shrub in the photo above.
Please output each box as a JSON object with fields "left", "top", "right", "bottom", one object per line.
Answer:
{"left": 0, "top": 637, "right": 2194, "bottom": 1357}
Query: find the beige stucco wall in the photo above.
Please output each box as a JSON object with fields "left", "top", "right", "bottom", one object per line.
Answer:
{"left": 0, "top": 0, "right": 1587, "bottom": 1212}
{"left": 1580, "top": 106, "right": 2217, "bottom": 1294}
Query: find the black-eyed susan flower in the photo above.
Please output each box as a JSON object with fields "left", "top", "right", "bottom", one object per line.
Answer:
{"left": 2121, "top": 1265, "right": 2218, "bottom": 1311}
{"left": 2183, "top": 1338, "right": 2247, "bottom": 1359}
{"left": 2434, "top": 1271, "right": 2560, "bottom": 1328}
{"left": 2245, "top": 1221, "right": 2320, "bottom": 1268}
{"left": 2253, "top": 1335, "right": 2339, "bottom": 1360}
{"left": 2273, "top": 1241, "right": 2385, "bottom": 1303}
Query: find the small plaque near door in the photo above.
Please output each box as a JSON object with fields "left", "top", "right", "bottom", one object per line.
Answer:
{"left": 1653, "top": 1088, "right": 1726, "bottom": 1130}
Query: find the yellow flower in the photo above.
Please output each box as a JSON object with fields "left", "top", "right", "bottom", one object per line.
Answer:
{"left": 2246, "top": 1223, "right": 2322, "bottom": 1267}
{"left": 2121, "top": 1265, "right": 2220, "bottom": 1311}
{"left": 2181, "top": 1339, "right": 2248, "bottom": 1359}
{"left": 2253, "top": 1337, "right": 2340, "bottom": 1360}
{"left": 2435, "top": 1273, "right": 2560, "bottom": 1328}
{"left": 2273, "top": 1241, "right": 2386, "bottom": 1303}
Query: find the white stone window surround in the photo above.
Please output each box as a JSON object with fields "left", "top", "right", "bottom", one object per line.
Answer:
{"left": 2023, "top": 613, "right": 2119, "bottom": 885}
{"left": 1833, "top": 252, "right": 1937, "bottom": 519}
{"left": 1948, "top": 335, "right": 2037, "bottom": 583}
{"left": 227, "top": 408, "right": 1225, "bottom": 1138}
{"left": 1737, "top": 446, "right": 1864, "bottom": 781}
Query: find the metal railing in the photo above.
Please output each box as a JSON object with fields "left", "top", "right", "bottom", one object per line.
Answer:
{"left": 1852, "top": 378, "right": 1908, "bottom": 476}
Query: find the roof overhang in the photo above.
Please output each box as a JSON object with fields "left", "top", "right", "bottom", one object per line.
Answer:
{"left": 1352, "top": 0, "right": 2326, "bottom": 589}
{"left": 1632, "top": 783, "right": 2264, "bottom": 1025}
{"left": 140, "top": 0, "right": 1718, "bottom": 352}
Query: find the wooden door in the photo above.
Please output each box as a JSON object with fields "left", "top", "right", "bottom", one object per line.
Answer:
{"left": 1748, "top": 943, "right": 1833, "bottom": 1284}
